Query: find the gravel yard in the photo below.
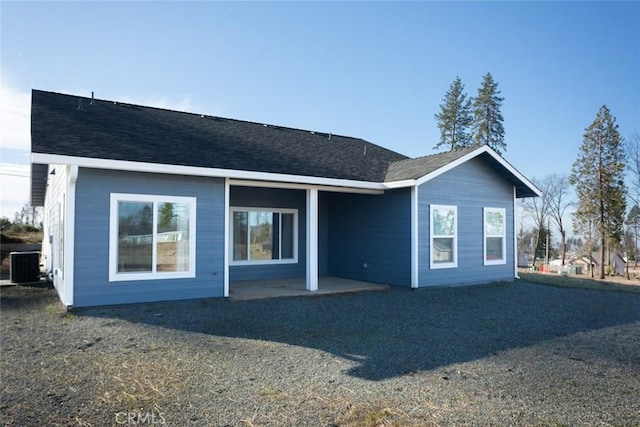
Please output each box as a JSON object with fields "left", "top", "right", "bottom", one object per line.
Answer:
{"left": 1, "top": 281, "right": 639, "bottom": 426}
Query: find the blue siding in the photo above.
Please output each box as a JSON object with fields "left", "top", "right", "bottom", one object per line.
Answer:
{"left": 73, "top": 168, "right": 225, "bottom": 307}
{"left": 318, "top": 192, "right": 329, "bottom": 276}
{"left": 229, "top": 187, "right": 306, "bottom": 281}
{"left": 327, "top": 189, "right": 411, "bottom": 286}
{"left": 418, "top": 158, "right": 514, "bottom": 287}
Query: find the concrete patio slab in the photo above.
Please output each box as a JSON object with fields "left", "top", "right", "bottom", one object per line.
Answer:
{"left": 228, "top": 276, "right": 389, "bottom": 301}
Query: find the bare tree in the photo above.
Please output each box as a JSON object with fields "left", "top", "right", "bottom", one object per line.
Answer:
{"left": 12, "top": 203, "right": 42, "bottom": 229}
{"left": 625, "top": 131, "right": 640, "bottom": 204}
{"left": 522, "top": 176, "right": 552, "bottom": 266}
{"left": 546, "top": 174, "right": 573, "bottom": 265}
{"left": 626, "top": 204, "right": 640, "bottom": 267}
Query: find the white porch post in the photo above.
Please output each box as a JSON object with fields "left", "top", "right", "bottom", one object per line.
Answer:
{"left": 514, "top": 186, "right": 519, "bottom": 279}
{"left": 223, "top": 178, "right": 230, "bottom": 297}
{"left": 63, "top": 165, "right": 78, "bottom": 308}
{"left": 306, "top": 188, "right": 319, "bottom": 291}
{"left": 411, "top": 185, "right": 419, "bottom": 288}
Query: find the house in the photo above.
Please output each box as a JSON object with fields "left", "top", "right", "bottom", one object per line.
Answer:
{"left": 572, "top": 253, "right": 626, "bottom": 275}
{"left": 518, "top": 251, "right": 533, "bottom": 268}
{"left": 610, "top": 253, "right": 627, "bottom": 275}
{"left": 30, "top": 90, "right": 541, "bottom": 308}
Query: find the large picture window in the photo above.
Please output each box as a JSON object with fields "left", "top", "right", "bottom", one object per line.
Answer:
{"left": 430, "top": 205, "right": 457, "bottom": 269}
{"left": 230, "top": 207, "right": 297, "bottom": 265}
{"left": 484, "top": 207, "right": 506, "bottom": 265}
{"left": 109, "top": 194, "right": 196, "bottom": 282}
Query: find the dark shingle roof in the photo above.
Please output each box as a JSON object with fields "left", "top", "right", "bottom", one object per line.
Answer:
{"left": 31, "top": 90, "right": 408, "bottom": 182}
{"left": 385, "top": 145, "right": 481, "bottom": 181}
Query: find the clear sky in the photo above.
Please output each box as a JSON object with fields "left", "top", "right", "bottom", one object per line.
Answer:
{"left": 1, "top": 1, "right": 639, "bottom": 222}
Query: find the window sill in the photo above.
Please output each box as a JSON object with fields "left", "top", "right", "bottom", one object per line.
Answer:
{"left": 109, "top": 271, "right": 196, "bottom": 282}
{"left": 230, "top": 259, "right": 298, "bottom": 267}
{"left": 430, "top": 262, "right": 458, "bottom": 270}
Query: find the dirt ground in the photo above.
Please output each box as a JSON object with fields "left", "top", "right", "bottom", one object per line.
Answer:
{"left": 1, "top": 280, "right": 639, "bottom": 426}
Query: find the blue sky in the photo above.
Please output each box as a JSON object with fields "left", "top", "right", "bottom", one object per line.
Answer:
{"left": 1, "top": 1, "right": 639, "bottom": 223}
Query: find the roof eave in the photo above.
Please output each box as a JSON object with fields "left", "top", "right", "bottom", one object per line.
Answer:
{"left": 30, "top": 161, "right": 48, "bottom": 207}
{"left": 30, "top": 153, "right": 390, "bottom": 192}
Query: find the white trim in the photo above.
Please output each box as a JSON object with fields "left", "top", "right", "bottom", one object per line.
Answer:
{"left": 228, "top": 179, "right": 384, "bottom": 195}
{"left": 513, "top": 186, "right": 519, "bottom": 279}
{"left": 414, "top": 145, "right": 542, "bottom": 197}
{"left": 430, "top": 204, "right": 458, "bottom": 269}
{"left": 306, "top": 188, "right": 318, "bottom": 291}
{"left": 31, "top": 146, "right": 542, "bottom": 197}
{"left": 31, "top": 153, "right": 387, "bottom": 191}
{"left": 380, "top": 179, "right": 417, "bottom": 189}
{"left": 410, "top": 186, "right": 419, "bottom": 288}
{"left": 109, "top": 193, "right": 197, "bottom": 282}
{"left": 223, "top": 179, "right": 230, "bottom": 297}
{"left": 63, "top": 165, "right": 78, "bottom": 308}
{"left": 483, "top": 207, "right": 507, "bottom": 266}
{"left": 228, "top": 207, "right": 298, "bottom": 265}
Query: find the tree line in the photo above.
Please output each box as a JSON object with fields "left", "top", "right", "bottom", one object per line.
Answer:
{"left": 1, "top": 203, "right": 42, "bottom": 233}
{"left": 434, "top": 72, "right": 506, "bottom": 154}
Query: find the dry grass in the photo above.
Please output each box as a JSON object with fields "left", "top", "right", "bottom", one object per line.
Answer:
{"left": 518, "top": 269, "right": 640, "bottom": 294}
{"left": 0, "top": 230, "right": 43, "bottom": 244}
{"left": 335, "top": 401, "right": 421, "bottom": 427}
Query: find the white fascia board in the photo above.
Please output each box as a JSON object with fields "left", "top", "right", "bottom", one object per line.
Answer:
{"left": 413, "top": 145, "right": 542, "bottom": 197}
{"left": 228, "top": 179, "right": 384, "bottom": 194}
{"left": 382, "top": 179, "right": 416, "bottom": 189}
{"left": 31, "top": 153, "right": 388, "bottom": 192}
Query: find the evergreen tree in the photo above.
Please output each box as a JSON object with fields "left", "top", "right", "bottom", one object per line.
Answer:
{"left": 433, "top": 77, "right": 472, "bottom": 151}
{"left": 159, "top": 202, "right": 176, "bottom": 232}
{"left": 570, "top": 105, "right": 626, "bottom": 279}
{"left": 534, "top": 223, "right": 554, "bottom": 262}
{"left": 472, "top": 72, "right": 506, "bottom": 154}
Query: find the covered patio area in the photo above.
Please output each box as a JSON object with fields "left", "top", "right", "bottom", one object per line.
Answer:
{"left": 228, "top": 276, "right": 389, "bottom": 301}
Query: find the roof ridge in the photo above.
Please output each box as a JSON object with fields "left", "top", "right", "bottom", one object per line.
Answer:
{"left": 33, "top": 89, "right": 383, "bottom": 145}
{"left": 31, "top": 89, "right": 410, "bottom": 184}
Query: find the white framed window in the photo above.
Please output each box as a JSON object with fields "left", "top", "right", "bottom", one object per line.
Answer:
{"left": 484, "top": 207, "right": 506, "bottom": 265}
{"left": 230, "top": 207, "right": 297, "bottom": 265}
{"left": 109, "top": 193, "right": 196, "bottom": 282}
{"left": 430, "top": 204, "right": 457, "bottom": 269}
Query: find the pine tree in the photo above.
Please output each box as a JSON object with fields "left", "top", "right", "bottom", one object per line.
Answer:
{"left": 570, "top": 105, "right": 626, "bottom": 279}
{"left": 472, "top": 72, "right": 506, "bottom": 154}
{"left": 159, "top": 202, "right": 176, "bottom": 231}
{"left": 433, "top": 77, "right": 472, "bottom": 151}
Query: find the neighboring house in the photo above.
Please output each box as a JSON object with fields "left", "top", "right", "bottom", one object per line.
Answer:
{"left": 573, "top": 255, "right": 597, "bottom": 272}
{"left": 518, "top": 251, "right": 533, "bottom": 268}
{"left": 573, "top": 253, "right": 626, "bottom": 275}
{"left": 610, "top": 253, "right": 626, "bottom": 275}
{"left": 30, "top": 90, "right": 541, "bottom": 308}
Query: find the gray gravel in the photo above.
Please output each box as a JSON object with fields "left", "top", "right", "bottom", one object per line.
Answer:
{"left": 1, "top": 281, "right": 639, "bottom": 426}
